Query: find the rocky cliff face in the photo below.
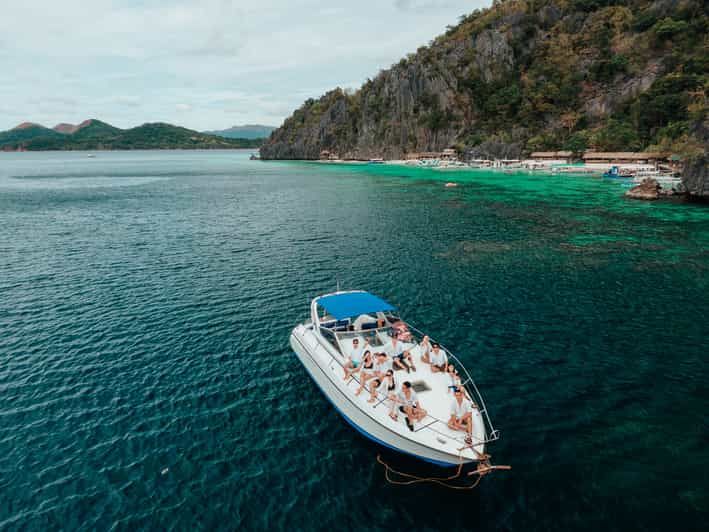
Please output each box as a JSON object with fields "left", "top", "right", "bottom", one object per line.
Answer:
{"left": 681, "top": 156, "right": 708, "bottom": 198}
{"left": 261, "top": 0, "right": 708, "bottom": 161}
{"left": 680, "top": 116, "right": 708, "bottom": 198}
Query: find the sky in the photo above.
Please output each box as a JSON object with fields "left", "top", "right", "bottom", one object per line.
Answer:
{"left": 0, "top": 0, "right": 489, "bottom": 131}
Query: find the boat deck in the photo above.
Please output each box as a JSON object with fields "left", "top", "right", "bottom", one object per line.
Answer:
{"left": 326, "top": 327, "right": 487, "bottom": 460}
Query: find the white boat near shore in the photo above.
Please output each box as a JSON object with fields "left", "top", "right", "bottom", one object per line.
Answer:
{"left": 290, "top": 290, "right": 499, "bottom": 467}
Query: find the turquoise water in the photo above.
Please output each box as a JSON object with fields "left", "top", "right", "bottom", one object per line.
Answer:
{"left": 0, "top": 151, "right": 707, "bottom": 530}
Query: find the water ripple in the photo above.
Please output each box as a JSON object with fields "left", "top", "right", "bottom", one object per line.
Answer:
{"left": 0, "top": 151, "right": 707, "bottom": 530}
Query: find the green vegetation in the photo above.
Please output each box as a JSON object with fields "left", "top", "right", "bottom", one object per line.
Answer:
{"left": 262, "top": 0, "right": 707, "bottom": 161}
{"left": 0, "top": 120, "right": 262, "bottom": 151}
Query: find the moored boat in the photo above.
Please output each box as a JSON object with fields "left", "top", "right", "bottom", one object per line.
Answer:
{"left": 290, "top": 290, "right": 499, "bottom": 467}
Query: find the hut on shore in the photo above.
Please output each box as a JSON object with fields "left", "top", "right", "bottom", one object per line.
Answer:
{"left": 582, "top": 152, "right": 668, "bottom": 165}
{"left": 530, "top": 151, "right": 573, "bottom": 163}
{"left": 405, "top": 149, "right": 458, "bottom": 161}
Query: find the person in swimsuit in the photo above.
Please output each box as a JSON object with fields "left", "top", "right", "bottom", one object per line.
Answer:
{"left": 355, "top": 351, "right": 375, "bottom": 395}
{"left": 419, "top": 335, "right": 431, "bottom": 363}
{"left": 445, "top": 363, "right": 461, "bottom": 393}
{"left": 368, "top": 368, "right": 396, "bottom": 404}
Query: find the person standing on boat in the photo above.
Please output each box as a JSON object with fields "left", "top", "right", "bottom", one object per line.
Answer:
{"left": 448, "top": 387, "right": 473, "bottom": 443}
{"left": 397, "top": 381, "right": 427, "bottom": 431}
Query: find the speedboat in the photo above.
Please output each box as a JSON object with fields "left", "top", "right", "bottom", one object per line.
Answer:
{"left": 290, "top": 290, "right": 500, "bottom": 467}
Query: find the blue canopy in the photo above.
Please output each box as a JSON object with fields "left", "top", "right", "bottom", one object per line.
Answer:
{"left": 318, "top": 292, "right": 395, "bottom": 321}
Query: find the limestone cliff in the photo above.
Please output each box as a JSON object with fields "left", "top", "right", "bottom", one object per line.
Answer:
{"left": 261, "top": 0, "right": 708, "bottom": 161}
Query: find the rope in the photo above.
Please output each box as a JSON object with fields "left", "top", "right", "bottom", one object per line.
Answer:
{"left": 376, "top": 454, "right": 486, "bottom": 490}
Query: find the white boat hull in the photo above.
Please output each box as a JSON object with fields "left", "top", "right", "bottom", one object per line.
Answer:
{"left": 290, "top": 324, "right": 482, "bottom": 467}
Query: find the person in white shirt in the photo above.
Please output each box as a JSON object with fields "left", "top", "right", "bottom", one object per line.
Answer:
{"left": 396, "top": 381, "right": 427, "bottom": 431}
{"left": 427, "top": 343, "right": 447, "bottom": 373}
{"left": 343, "top": 338, "right": 366, "bottom": 380}
{"left": 372, "top": 352, "right": 393, "bottom": 378}
{"left": 448, "top": 387, "right": 474, "bottom": 443}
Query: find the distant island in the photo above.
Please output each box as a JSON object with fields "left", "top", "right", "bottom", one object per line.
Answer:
{"left": 0, "top": 120, "right": 264, "bottom": 151}
{"left": 204, "top": 124, "right": 276, "bottom": 140}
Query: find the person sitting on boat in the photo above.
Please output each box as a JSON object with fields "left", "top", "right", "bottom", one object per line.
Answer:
{"left": 396, "top": 381, "right": 427, "bottom": 431}
{"left": 427, "top": 343, "right": 447, "bottom": 373}
{"left": 445, "top": 363, "right": 462, "bottom": 393}
{"left": 448, "top": 387, "right": 474, "bottom": 443}
{"left": 392, "top": 349, "right": 416, "bottom": 373}
{"left": 354, "top": 351, "right": 375, "bottom": 395}
{"left": 368, "top": 369, "right": 396, "bottom": 405}
{"left": 373, "top": 352, "right": 393, "bottom": 379}
{"left": 391, "top": 321, "right": 412, "bottom": 342}
{"left": 343, "top": 337, "right": 366, "bottom": 380}
{"left": 390, "top": 334, "right": 416, "bottom": 373}
{"left": 419, "top": 335, "right": 431, "bottom": 362}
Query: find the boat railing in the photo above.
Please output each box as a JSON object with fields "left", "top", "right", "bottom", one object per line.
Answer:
{"left": 307, "top": 321, "right": 500, "bottom": 446}
{"left": 405, "top": 323, "right": 500, "bottom": 444}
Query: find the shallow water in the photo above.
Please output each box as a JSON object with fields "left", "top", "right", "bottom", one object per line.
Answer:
{"left": 0, "top": 151, "right": 707, "bottom": 530}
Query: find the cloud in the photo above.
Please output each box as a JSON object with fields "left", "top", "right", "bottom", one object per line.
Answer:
{"left": 112, "top": 96, "right": 141, "bottom": 107}
{"left": 394, "top": 0, "right": 460, "bottom": 10}
{"left": 0, "top": 0, "right": 489, "bottom": 130}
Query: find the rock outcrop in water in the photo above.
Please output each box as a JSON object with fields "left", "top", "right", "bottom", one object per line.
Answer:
{"left": 626, "top": 178, "right": 660, "bottom": 200}
{"left": 261, "top": 0, "right": 708, "bottom": 161}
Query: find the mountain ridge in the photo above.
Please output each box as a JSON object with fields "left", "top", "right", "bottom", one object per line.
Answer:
{"left": 204, "top": 124, "right": 276, "bottom": 139}
{"left": 0, "top": 119, "right": 262, "bottom": 151}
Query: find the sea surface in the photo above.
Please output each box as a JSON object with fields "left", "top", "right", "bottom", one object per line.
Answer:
{"left": 0, "top": 150, "right": 707, "bottom": 531}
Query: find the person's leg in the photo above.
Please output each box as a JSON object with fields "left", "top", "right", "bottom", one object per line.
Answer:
{"left": 462, "top": 412, "right": 473, "bottom": 435}
{"left": 367, "top": 382, "right": 379, "bottom": 403}
{"left": 403, "top": 406, "right": 415, "bottom": 430}
{"left": 355, "top": 373, "right": 369, "bottom": 395}
{"left": 388, "top": 394, "right": 398, "bottom": 420}
{"left": 406, "top": 353, "right": 416, "bottom": 371}
{"left": 343, "top": 360, "right": 352, "bottom": 379}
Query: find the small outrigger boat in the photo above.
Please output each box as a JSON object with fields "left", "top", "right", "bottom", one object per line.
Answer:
{"left": 290, "top": 291, "right": 500, "bottom": 468}
{"left": 603, "top": 165, "right": 634, "bottom": 178}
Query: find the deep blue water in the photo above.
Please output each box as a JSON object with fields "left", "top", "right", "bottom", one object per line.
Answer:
{"left": 0, "top": 150, "right": 707, "bottom": 530}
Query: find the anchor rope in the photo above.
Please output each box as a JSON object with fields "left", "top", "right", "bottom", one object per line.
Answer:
{"left": 376, "top": 453, "right": 486, "bottom": 490}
